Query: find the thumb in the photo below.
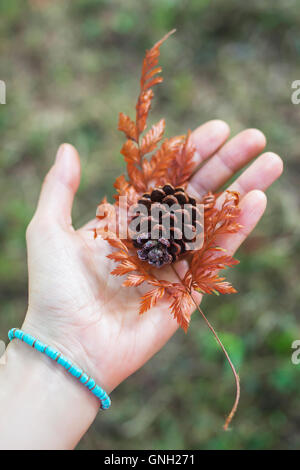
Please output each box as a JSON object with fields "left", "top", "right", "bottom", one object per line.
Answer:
{"left": 35, "top": 143, "right": 81, "bottom": 228}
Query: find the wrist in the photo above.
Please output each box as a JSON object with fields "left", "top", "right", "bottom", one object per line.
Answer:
{"left": 22, "top": 309, "right": 117, "bottom": 393}
{"left": 0, "top": 336, "right": 99, "bottom": 449}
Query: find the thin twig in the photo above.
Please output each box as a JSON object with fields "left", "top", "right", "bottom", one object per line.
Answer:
{"left": 171, "top": 264, "right": 240, "bottom": 431}
{"left": 190, "top": 297, "right": 240, "bottom": 431}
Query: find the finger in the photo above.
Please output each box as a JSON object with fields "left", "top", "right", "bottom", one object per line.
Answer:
{"left": 35, "top": 144, "right": 81, "bottom": 228}
{"left": 216, "top": 190, "right": 267, "bottom": 255}
{"left": 188, "top": 128, "right": 266, "bottom": 197}
{"left": 79, "top": 121, "right": 230, "bottom": 232}
{"left": 225, "top": 152, "right": 283, "bottom": 198}
{"left": 190, "top": 119, "right": 230, "bottom": 166}
{"left": 138, "top": 191, "right": 267, "bottom": 351}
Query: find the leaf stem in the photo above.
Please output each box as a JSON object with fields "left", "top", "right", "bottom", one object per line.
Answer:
{"left": 190, "top": 296, "right": 240, "bottom": 431}
{"left": 171, "top": 264, "right": 240, "bottom": 430}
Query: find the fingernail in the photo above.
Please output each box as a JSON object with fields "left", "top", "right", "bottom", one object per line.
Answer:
{"left": 55, "top": 144, "right": 74, "bottom": 182}
{"left": 55, "top": 144, "right": 66, "bottom": 163}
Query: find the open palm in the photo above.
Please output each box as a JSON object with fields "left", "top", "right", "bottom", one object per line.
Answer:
{"left": 23, "top": 120, "right": 282, "bottom": 394}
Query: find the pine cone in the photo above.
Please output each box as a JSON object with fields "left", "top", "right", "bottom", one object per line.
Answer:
{"left": 130, "top": 184, "right": 202, "bottom": 268}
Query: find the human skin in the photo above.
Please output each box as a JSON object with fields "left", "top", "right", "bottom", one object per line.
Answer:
{"left": 0, "top": 120, "right": 283, "bottom": 449}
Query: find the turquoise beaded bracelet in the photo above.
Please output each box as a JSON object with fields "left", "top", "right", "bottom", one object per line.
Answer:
{"left": 8, "top": 328, "right": 111, "bottom": 410}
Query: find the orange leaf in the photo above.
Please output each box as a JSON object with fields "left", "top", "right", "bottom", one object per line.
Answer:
{"left": 111, "top": 259, "right": 137, "bottom": 276}
{"left": 123, "top": 273, "right": 146, "bottom": 287}
{"left": 139, "top": 286, "right": 165, "bottom": 314}
{"left": 169, "top": 290, "right": 193, "bottom": 332}
{"left": 104, "top": 32, "right": 242, "bottom": 338}
{"left": 147, "top": 135, "right": 185, "bottom": 184}
{"left": 166, "top": 130, "right": 197, "bottom": 187}
{"left": 137, "top": 29, "right": 175, "bottom": 138}
{"left": 120, "top": 140, "right": 140, "bottom": 164}
{"left": 118, "top": 112, "right": 137, "bottom": 142}
{"left": 136, "top": 89, "right": 154, "bottom": 135}
{"left": 144, "top": 76, "right": 163, "bottom": 90}
{"left": 113, "top": 174, "right": 130, "bottom": 195}
{"left": 144, "top": 66, "right": 162, "bottom": 83}
{"left": 127, "top": 163, "right": 147, "bottom": 192}
{"left": 116, "top": 31, "right": 175, "bottom": 194}
{"left": 106, "top": 237, "right": 128, "bottom": 252}
{"left": 107, "top": 251, "right": 129, "bottom": 262}
{"left": 140, "top": 119, "right": 165, "bottom": 156}
{"left": 194, "top": 275, "right": 238, "bottom": 295}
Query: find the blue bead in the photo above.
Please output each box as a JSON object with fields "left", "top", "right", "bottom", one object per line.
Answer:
{"left": 92, "top": 385, "right": 101, "bottom": 397}
{"left": 69, "top": 365, "right": 77, "bottom": 376}
{"left": 8, "top": 329, "right": 14, "bottom": 341}
{"left": 34, "top": 340, "right": 44, "bottom": 352}
{"left": 49, "top": 348, "right": 58, "bottom": 360}
{"left": 45, "top": 346, "right": 55, "bottom": 359}
{"left": 63, "top": 358, "right": 72, "bottom": 370}
{"left": 25, "top": 335, "right": 35, "bottom": 347}
{"left": 73, "top": 367, "right": 83, "bottom": 379}
{"left": 103, "top": 397, "right": 111, "bottom": 408}
{"left": 57, "top": 355, "right": 66, "bottom": 367}
{"left": 80, "top": 373, "right": 89, "bottom": 384}
{"left": 101, "top": 398, "right": 110, "bottom": 409}
{"left": 87, "top": 378, "right": 95, "bottom": 390}
{"left": 15, "top": 329, "right": 22, "bottom": 339}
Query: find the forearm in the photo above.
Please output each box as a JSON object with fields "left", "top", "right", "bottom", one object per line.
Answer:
{"left": 0, "top": 339, "right": 99, "bottom": 450}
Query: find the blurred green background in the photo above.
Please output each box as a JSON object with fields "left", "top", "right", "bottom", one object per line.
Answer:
{"left": 0, "top": 0, "right": 299, "bottom": 450}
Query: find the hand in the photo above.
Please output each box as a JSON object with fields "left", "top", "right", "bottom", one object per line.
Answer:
{"left": 0, "top": 121, "right": 282, "bottom": 449}
{"left": 23, "top": 121, "right": 283, "bottom": 397}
